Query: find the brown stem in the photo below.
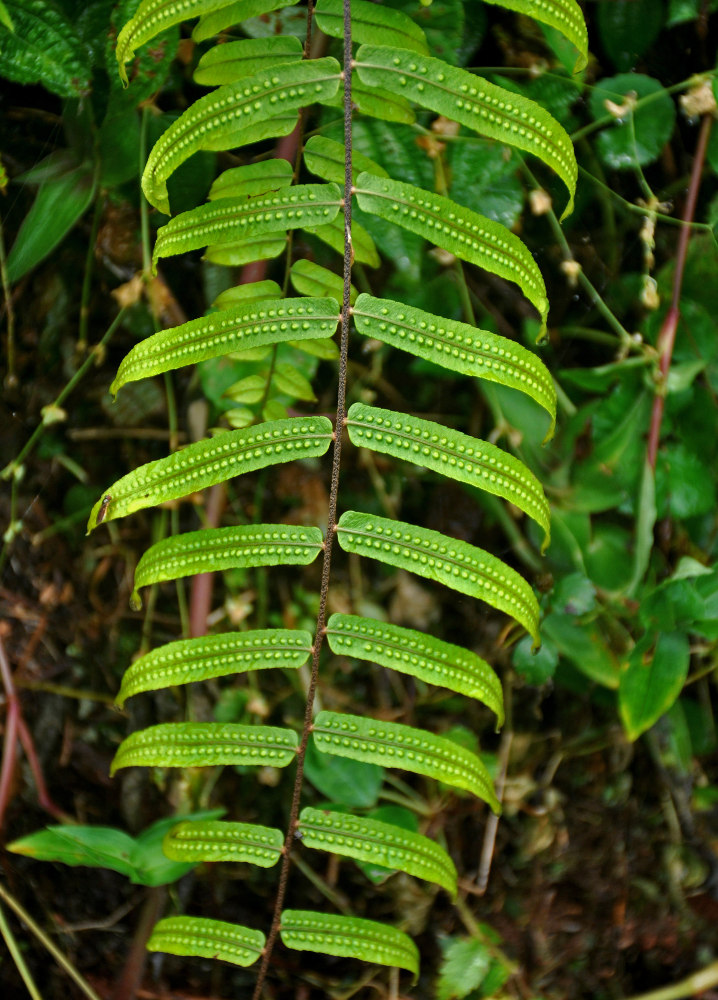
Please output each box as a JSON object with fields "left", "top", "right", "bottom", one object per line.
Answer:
{"left": 111, "top": 886, "right": 166, "bottom": 1000}
{"left": 646, "top": 114, "right": 712, "bottom": 469}
{"left": 251, "top": 1, "right": 351, "bottom": 995}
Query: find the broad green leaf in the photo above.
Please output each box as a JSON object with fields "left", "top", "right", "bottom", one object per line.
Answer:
{"left": 213, "top": 280, "right": 282, "bottom": 308}
{"left": 142, "top": 61, "right": 341, "bottom": 212}
{"left": 336, "top": 511, "right": 539, "bottom": 643}
{"left": 0, "top": 0, "right": 91, "bottom": 97}
{"left": 111, "top": 298, "right": 339, "bottom": 394}
{"left": 325, "top": 614, "right": 503, "bottom": 724}
{"left": 163, "top": 820, "right": 284, "bottom": 867}
{"left": 131, "top": 524, "right": 324, "bottom": 608}
{"left": 312, "top": 711, "right": 500, "bottom": 811}
{"left": 204, "top": 234, "right": 287, "bottom": 266}
{"left": 354, "top": 173, "right": 549, "bottom": 330}
{"left": 273, "top": 362, "right": 317, "bottom": 401}
{"left": 111, "top": 722, "right": 299, "bottom": 773}
{"left": 483, "top": 0, "right": 588, "bottom": 72}
{"left": 323, "top": 75, "right": 416, "bottom": 124}
{"left": 346, "top": 403, "right": 550, "bottom": 545}
{"left": 192, "top": 0, "right": 298, "bottom": 42}
{"left": 315, "top": 0, "right": 429, "bottom": 54}
{"left": 87, "top": 416, "right": 333, "bottom": 531}
{"left": 280, "top": 909, "right": 419, "bottom": 975}
{"left": 0, "top": 2, "right": 13, "bottom": 30}
{"left": 194, "top": 35, "right": 303, "bottom": 86}
{"left": 115, "top": 0, "right": 230, "bottom": 84}
{"left": 148, "top": 916, "right": 265, "bottom": 967}
{"left": 311, "top": 215, "right": 381, "bottom": 268}
{"left": 354, "top": 46, "right": 577, "bottom": 218}
{"left": 303, "top": 741, "right": 384, "bottom": 807}
{"left": 298, "top": 806, "right": 458, "bottom": 896}
{"left": 512, "top": 633, "right": 558, "bottom": 685}
{"left": 7, "top": 826, "right": 139, "bottom": 879}
{"left": 290, "top": 259, "right": 358, "bottom": 305}
{"left": 117, "top": 629, "right": 313, "bottom": 706}
{"left": 288, "top": 337, "right": 339, "bottom": 360}
{"left": 541, "top": 612, "right": 620, "bottom": 689}
{"left": 596, "top": 0, "right": 663, "bottom": 72}
{"left": 209, "top": 158, "right": 294, "bottom": 200}
{"left": 6, "top": 166, "right": 95, "bottom": 284}
{"left": 437, "top": 936, "right": 492, "bottom": 1000}
{"left": 589, "top": 74, "right": 676, "bottom": 171}
{"left": 225, "top": 373, "right": 269, "bottom": 404}
{"left": 152, "top": 183, "right": 342, "bottom": 267}
{"left": 447, "top": 140, "right": 523, "bottom": 230}
{"left": 353, "top": 294, "right": 555, "bottom": 434}
{"left": 619, "top": 632, "right": 691, "bottom": 741}
{"left": 304, "top": 135, "right": 388, "bottom": 186}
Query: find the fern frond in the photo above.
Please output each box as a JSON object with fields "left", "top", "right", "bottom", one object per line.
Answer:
{"left": 131, "top": 524, "right": 324, "bottom": 608}
{"left": 213, "top": 279, "right": 282, "bottom": 308}
{"left": 143, "top": 61, "right": 341, "bottom": 212}
{"left": 280, "top": 910, "right": 419, "bottom": 976}
{"left": 117, "top": 629, "right": 313, "bottom": 706}
{"left": 311, "top": 215, "right": 380, "bottom": 268}
{"left": 354, "top": 45, "right": 577, "bottom": 218}
{"left": 192, "top": 0, "right": 299, "bottom": 43}
{"left": 297, "top": 807, "right": 458, "bottom": 896}
{"left": 314, "top": 0, "right": 428, "bottom": 55}
{"left": 346, "top": 402, "right": 550, "bottom": 544}
{"left": 290, "top": 259, "right": 358, "bottom": 304}
{"left": 163, "top": 820, "right": 284, "bottom": 867}
{"left": 336, "top": 511, "right": 539, "bottom": 643}
{"left": 312, "top": 711, "right": 500, "bottom": 811}
{"left": 111, "top": 722, "right": 299, "bottom": 773}
{"left": 325, "top": 614, "right": 503, "bottom": 724}
{"left": 352, "top": 293, "right": 556, "bottom": 437}
{"left": 194, "top": 35, "right": 303, "bottom": 86}
{"left": 148, "top": 915, "right": 265, "bottom": 966}
{"left": 152, "top": 184, "right": 341, "bottom": 266}
{"left": 111, "top": 297, "right": 339, "bottom": 394}
{"left": 209, "top": 158, "right": 294, "bottom": 200}
{"left": 304, "top": 135, "right": 387, "bottom": 185}
{"left": 204, "top": 234, "right": 288, "bottom": 266}
{"left": 354, "top": 173, "right": 549, "bottom": 330}
{"left": 485, "top": 0, "right": 588, "bottom": 72}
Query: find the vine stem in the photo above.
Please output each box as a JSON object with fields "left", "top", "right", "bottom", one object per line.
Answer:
{"left": 646, "top": 112, "right": 712, "bottom": 469}
{"left": 251, "top": 1, "right": 353, "bottom": 995}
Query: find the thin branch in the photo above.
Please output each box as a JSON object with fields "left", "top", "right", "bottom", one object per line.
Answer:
{"left": 252, "top": 1, "right": 351, "bottom": 995}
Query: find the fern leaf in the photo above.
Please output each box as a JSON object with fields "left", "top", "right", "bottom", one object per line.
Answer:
{"left": 336, "top": 511, "right": 539, "bottom": 643}
{"left": 322, "top": 76, "right": 416, "bottom": 125}
{"left": 209, "top": 158, "right": 294, "bottom": 200}
{"left": 148, "top": 915, "right": 265, "bottom": 967}
{"left": 304, "top": 135, "right": 387, "bottom": 186}
{"left": 485, "top": 0, "right": 588, "bottom": 72}
{"left": 352, "top": 293, "right": 556, "bottom": 437}
{"left": 213, "top": 280, "right": 282, "bottom": 308}
{"left": 194, "top": 35, "right": 303, "bottom": 86}
{"left": 192, "top": 0, "right": 298, "bottom": 42}
{"left": 111, "top": 722, "right": 299, "bottom": 773}
{"left": 204, "top": 234, "right": 287, "bottom": 267}
{"left": 346, "top": 402, "right": 550, "bottom": 544}
{"left": 117, "top": 628, "right": 313, "bottom": 707}
{"left": 314, "top": 0, "right": 428, "bottom": 55}
{"left": 311, "top": 216, "right": 380, "bottom": 269}
{"left": 290, "top": 259, "right": 358, "bottom": 305}
{"left": 280, "top": 909, "right": 419, "bottom": 976}
{"left": 87, "top": 416, "right": 333, "bottom": 531}
{"left": 354, "top": 173, "right": 548, "bottom": 329}
{"left": 152, "top": 184, "right": 341, "bottom": 266}
{"left": 143, "top": 61, "right": 341, "bottom": 213}
{"left": 131, "top": 525, "right": 324, "bottom": 609}
{"left": 297, "top": 806, "right": 457, "bottom": 896}
{"left": 111, "top": 297, "right": 339, "bottom": 394}
{"left": 163, "top": 820, "right": 284, "bottom": 867}
{"left": 116, "top": 0, "right": 232, "bottom": 85}
{"left": 354, "top": 46, "right": 577, "bottom": 218}
{"left": 312, "top": 711, "right": 500, "bottom": 811}
{"left": 325, "top": 614, "right": 503, "bottom": 724}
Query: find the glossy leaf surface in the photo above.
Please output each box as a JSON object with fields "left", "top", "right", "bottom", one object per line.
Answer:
{"left": 152, "top": 184, "right": 342, "bottom": 266}
{"left": 111, "top": 298, "right": 339, "bottom": 394}
{"left": 117, "top": 629, "right": 312, "bottom": 707}
{"left": 352, "top": 294, "right": 555, "bottom": 436}
{"left": 298, "top": 806, "right": 457, "bottom": 895}
{"left": 325, "top": 614, "right": 503, "bottom": 723}
{"left": 87, "top": 417, "right": 333, "bottom": 530}
{"left": 619, "top": 632, "right": 691, "bottom": 741}
{"left": 280, "top": 909, "right": 419, "bottom": 975}
{"left": 148, "top": 915, "right": 264, "bottom": 967}
{"left": 312, "top": 712, "right": 500, "bottom": 811}
{"left": 111, "top": 722, "right": 299, "bottom": 773}
{"left": 354, "top": 173, "right": 549, "bottom": 329}
{"left": 355, "top": 46, "right": 577, "bottom": 218}
{"left": 336, "top": 512, "right": 539, "bottom": 643}
{"left": 346, "top": 402, "right": 550, "bottom": 543}
{"left": 131, "top": 525, "right": 324, "bottom": 608}
{"left": 163, "top": 820, "right": 284, "bottom": 867}
{"left": 194, "top": 34, "right": 303, "bottom": 85}
{"left": 143, "top": 60, "right": 341, "bottom": 212}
